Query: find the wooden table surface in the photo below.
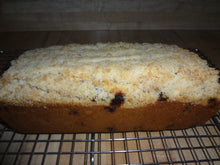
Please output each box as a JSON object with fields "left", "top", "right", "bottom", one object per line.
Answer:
{"left": 0, "top": 30, "right": 220, "bottom": 165}
{"left": 1, "top": 30, "right": 220, "bottom": 67}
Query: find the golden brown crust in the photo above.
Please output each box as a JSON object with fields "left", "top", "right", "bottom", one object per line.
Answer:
{"left": 1, "top": 43, "right": 219, "bottom": 107}
{"left": 0, "top": 101, "right": 219, "bottom": 133}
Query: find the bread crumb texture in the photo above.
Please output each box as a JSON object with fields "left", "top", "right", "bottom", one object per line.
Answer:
{"left": 0, "top": 42, "right": 219, "bottom": 107}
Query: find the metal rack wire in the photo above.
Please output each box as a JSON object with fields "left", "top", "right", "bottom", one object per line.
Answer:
{"left": 0, "top": 111, "right": 219, "bottom": 165}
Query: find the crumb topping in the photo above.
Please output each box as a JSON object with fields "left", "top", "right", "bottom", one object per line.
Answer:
{"left": 0, "top": 42, "right": 219, "bottom": 107}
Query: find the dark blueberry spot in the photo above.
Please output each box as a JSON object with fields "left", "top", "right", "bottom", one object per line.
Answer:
{"left": 110, "top": 92, "right": 124, "bottom": 106}
{"left": 104, "top": 106, "right": 116, "bottom": 113}
{"left": 91, "top": 98, "right": 96, "bottom": 102}
{"left": 165, "top": 124, "right": 175, "bottom": 129}
{"left": 105, "top": 92, "right": 125, "bottom": 112}
{"left": 208, "top": 98, "right": 216, "bottom": 108}
{"left": 107, "top": 127, "right": 116, "bottom": 132}
{"left": 1, "top": 106, "right": 9, "bottom": 111}
{"left": 69, "top": 109, "right": 79, "bottom": 115}
{"left": 183, "top": 103, "right": 192, "bottom": 112}
{"left": 80, "top": 122, "right": 86, "bottom": 126}
{"left": 158, "top": 92, "right": 168, "bottom": 101}
{"left": 175, "top": 72, "right": 178, "bottom": 75}
{"left": 208, "top": 98, "right": 216, "bottom": 104}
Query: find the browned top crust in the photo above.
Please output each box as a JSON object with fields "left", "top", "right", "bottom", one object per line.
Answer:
{"left": 0, "top": 42, "right": 219, "bottom": 107}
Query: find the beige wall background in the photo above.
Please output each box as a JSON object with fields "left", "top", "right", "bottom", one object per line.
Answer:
{"left": 1, "top": 0, "right": 220, "bottom": 31}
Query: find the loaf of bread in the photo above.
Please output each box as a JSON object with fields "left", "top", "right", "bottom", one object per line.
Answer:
{"left": 0, "top": 42, "right": 219, "bottom": 133}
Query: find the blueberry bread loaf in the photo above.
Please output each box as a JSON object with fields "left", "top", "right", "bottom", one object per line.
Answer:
{"left": 0, "top": 42, "right": 219, "bottom": 133}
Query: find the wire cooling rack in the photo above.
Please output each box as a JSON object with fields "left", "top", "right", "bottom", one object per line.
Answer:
{"left": 0, "top": 111, "right": 219, "bottom": 165}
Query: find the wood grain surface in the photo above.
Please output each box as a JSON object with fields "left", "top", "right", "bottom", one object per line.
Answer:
{"left": 1, "top": 0, "right": 220, "bottom": 31}
{"left": 0, "top": 30, "right": 220, "bottom": 68}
